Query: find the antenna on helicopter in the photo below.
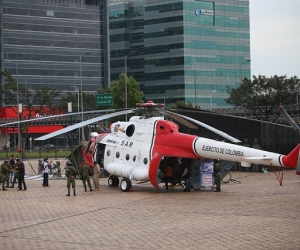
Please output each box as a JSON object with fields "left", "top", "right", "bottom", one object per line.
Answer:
{"left": 136, "top": 101, "right": 164, "bottom": 117}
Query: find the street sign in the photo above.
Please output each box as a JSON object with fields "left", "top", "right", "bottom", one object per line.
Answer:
{"left": 96, "top": 94, "right": 113, "bottom": 106}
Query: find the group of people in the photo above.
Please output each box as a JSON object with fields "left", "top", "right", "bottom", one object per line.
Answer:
{"left": 65, "top": 159, "right": 101, "bottom": 196}
{"left": 0, "top": 155, "right": 27, "bottom": 191}
{"left": 161, "top": 157, "right": 222, "bottom": 192}
{"left": 0, "top": 155, "right": 101, "bottom": 196}
{"left": 161, "top": 157, "right": 193, "bottom": 192}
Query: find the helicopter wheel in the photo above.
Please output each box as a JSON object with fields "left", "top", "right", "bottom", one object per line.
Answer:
{"left": 113, "top": 176, "right": 119, "bottom": 186}
{"left": 120, "top": 178, "right": 132, "bottom": 192}
{"left": 108, "top": 176, "right": 120, "bottom": 187}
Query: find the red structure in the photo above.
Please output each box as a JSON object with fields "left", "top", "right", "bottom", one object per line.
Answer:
{"left": 0, "top": 106, "right": 65, "bottom": 148}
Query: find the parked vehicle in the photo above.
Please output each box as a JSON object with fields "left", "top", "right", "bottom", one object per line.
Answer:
{"left": 39, "top": 144, "right": 56, "bottom": 150}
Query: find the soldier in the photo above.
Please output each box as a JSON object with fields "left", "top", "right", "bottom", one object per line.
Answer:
{"left": 213, "top": 159, "right": 221, "bottom": 192}
{"left": 92, "top": 161, "right": 100, "bottom": 191}
{"left": 80, "top": 160, "right": 93, "bottom": 192}
{"left": 16, "top": 158, "right": 27, "bottom": 191}
{"left": 65, "top": 160, "right": 76, "bottom": 196}
{"left": 0, "top": 160, "right": 11, "bottom": 190}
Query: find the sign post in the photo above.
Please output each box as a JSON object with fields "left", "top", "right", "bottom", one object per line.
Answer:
{"left": 96, "top": 94, "right": 113, "bottom": 107}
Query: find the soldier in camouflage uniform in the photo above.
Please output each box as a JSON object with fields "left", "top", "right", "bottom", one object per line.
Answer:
{"left": 213, "top": 159, "right": 221, "bottom": 192}
{"left": 0, "top": 171, "right": 5, "bottom": 191}
{"left": 65, "top": 161, "right": 76, "bottom": 196}
{"left": 0, "top": 160, "right": 11, "bottom": 190}
{"left": 80, "top": 161, "right": 93, "bottom": 192}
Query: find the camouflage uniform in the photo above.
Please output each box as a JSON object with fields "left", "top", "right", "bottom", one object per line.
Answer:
{"left": 0, "top": 162, "right": 11, "bottom": 190}
{"left": 66, "top": 165, "right": 76, "bottom": 196}
{"left": 0, "top": 172, "right": 5, "bottom": 190}
{"left": 213, "top": 160, "right": 221, "bottom": 192}
{"left": 81, "top": 163, "right": 93, "bottom": 192}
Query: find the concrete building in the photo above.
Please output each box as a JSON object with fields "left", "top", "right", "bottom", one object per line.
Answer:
{"left": 109, "top": 0, "right": 251, "bottom": 109}
{"left": 0, "top": 0, "right": 109, "bottom": 99}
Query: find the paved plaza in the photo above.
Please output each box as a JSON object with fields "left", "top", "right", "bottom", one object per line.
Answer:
{"left": 0, "top": 159, "right": 299, "bottom": 250}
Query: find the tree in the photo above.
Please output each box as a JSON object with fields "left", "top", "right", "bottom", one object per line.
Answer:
{"left": 0, "top": 70, "right": 61, "bottom": 148}
{"left": 109, "top": 73, "right": 143, "bottom": 122}
{"left": 57, "top": 91, "right": 98, "bottom": 113}
{"left": 111, "top": 73, "right": 144, "bottom": 109}
{"left": 226, "top": 75, "right": 300, "bottom": 121}
{"left": 169, "top": 100, "right": 193, "bottom": 109}
{"left": 0, "top": 70, "right": 61, "bottom": 118}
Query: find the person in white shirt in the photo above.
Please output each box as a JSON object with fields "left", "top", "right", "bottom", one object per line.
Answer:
{"left": 42, "top": 158, "right": 52, "bottom": 187}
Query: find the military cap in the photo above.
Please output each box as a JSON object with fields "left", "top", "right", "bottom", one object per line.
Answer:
{"left": 16, "top": 158, "right": 21, "bottom": 161}
{"left": 4, "top": 159, "right": 8, "bottom": 162}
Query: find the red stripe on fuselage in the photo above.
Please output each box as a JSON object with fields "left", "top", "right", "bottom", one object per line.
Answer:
{"left": 151, "top": 120, "right": 198, "bottom": 158}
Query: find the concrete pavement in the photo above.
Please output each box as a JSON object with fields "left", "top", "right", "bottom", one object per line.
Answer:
{"left": 0, "top": 160, "right": 299, "bottom": 250}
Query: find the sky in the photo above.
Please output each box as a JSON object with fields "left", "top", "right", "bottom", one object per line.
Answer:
{"left": 250, "top": 0, "right": 300, "bottom": 77}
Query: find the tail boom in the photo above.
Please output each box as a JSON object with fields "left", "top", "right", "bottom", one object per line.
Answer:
{"left": 193, "top": 138, "right": 300, "bottom": 169}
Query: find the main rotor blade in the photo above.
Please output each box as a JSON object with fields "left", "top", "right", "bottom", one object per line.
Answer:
{"left": 279, "top": 106, "right": 300, "bottom": 132}
{"left": 0, "top": 109, "right": 118, "bottom": 127}
{"left": 35, "top": 110, "right": 134, "bottom": 141}
{"left": 159, "top": 110, "right": 198, "bottom": 129}
{"left": 163, "top": 110, "right": 241, "bottom": 143}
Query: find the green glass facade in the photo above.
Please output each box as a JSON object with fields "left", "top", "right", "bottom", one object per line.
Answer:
{"left": 109, "top": 0, "right": 250, "bottom": 109}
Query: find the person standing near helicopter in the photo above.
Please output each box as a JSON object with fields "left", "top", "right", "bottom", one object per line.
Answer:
{"left": 213, "top": 159, "right": 221, "bottom": 192}
{"left": 65, "top": 160, "right": 76, "bottom": 196}
{"left": 80, "top": 160, "right": 93, "bottom": 192}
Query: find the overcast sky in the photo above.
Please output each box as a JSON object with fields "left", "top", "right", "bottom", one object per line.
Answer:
{"left": 250, "top": 0, "right": 300, "bottom": 77}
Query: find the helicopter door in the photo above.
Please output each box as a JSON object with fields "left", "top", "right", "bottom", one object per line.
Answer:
{"left": 148, "top": 152, "right": 163, "bottom": 189}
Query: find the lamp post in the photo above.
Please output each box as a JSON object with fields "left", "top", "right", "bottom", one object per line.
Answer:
{"left": 71, "top": 85, "right": 80, "bottom": 142}
{"left": 7, "top": 60, "right": 21, "bottom": 148}
{"left": 124, "top": 50, "right": 138, "bottom": 121}
{"left": 185, "top": 67, "right": 197, "bottom": 107}
{"left": 79, "top": 52, "right": 90, "bottom": 141}
{"left": 240, "top": 59, "right": 251, "bottom": 83}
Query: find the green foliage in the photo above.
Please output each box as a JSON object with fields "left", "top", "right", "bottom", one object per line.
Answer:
{"left": 0, "top": 70, "right": 61, "bottom": 118}
{"left": 111, "top": 73, "right": 143, "bottom": 109}
{"left": 109, "top": 73, "right": 144, "bottom": 122}
{"left": 169, "top": 100, "right": 193, "bottom": 109}
{"left": 226, "top": 75, "right": 300, "bottom": 121}
{"left": 57, "top": 91, "right": 98, "bottom": 113}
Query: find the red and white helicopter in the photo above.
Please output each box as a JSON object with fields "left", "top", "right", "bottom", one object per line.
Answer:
{"left": 30, "top": 101, "right": 300, "bottom": 191}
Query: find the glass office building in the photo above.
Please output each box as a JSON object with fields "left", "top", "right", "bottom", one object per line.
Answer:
{"left": 109, "top": 0, "right": 250, "bottom": 109}
{"left": 0, "top": 0, "right": 109, "bottom": 101}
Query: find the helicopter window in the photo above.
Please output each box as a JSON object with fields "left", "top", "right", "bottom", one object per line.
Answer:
{"left": 107, "top": 150, "right": 111, "bottom": 156}
{"left": 143, "top": 158, "right": 148, "bottom": 164}
{"left": 126, "top": 124, "right": 135, "bottom": 137}
{"left": 133, "top": 155, "right": 136, "bottom": 162}
{"left": 116, "top": 152, "right": 120, "bottom": 158}
{"left": 126, "top": 154, "right": 130, "bottom": 160}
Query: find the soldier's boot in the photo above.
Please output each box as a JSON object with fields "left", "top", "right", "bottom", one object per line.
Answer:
{"left": 84, "top": 186, "right": 87, "bottom": 192}
{"left": 9, "top": 183, "right": 14, "bottom": 188}
{"left": 2, "top": 184, "right": 7, "bottom": 191}
{"left": 89, "top": 184, "right": 93, "bottom": 192}
{"left": 73, "top": 188, "right": 76, "bottom": 196}
{"left": 66, "top": 188, "right": 70, "bottom": 196}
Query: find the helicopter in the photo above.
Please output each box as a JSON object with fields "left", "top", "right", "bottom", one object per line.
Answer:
{"left": 27, "top": 101, "right": 300, "bottom": 191}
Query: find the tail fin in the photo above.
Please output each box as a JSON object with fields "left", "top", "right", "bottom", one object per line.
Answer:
{"left": 281, "top": 144, "right": 300, "bottom": 169}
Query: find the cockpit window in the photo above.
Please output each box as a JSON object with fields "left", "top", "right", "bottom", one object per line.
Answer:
{"left": 126, "top": 124, "right": 135, "bottom": 137}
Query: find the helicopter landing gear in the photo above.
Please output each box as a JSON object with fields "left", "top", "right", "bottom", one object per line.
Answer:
{"left": 108, "top": 176, "right": 119, "bottom": 187}
{"left": 120, "top": 178, "right": 132, "bottom": 192}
